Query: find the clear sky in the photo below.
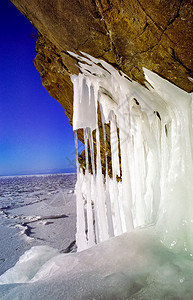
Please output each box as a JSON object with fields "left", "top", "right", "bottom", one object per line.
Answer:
{"left": 0, "top": 1, "right": 76, "bottom": 176}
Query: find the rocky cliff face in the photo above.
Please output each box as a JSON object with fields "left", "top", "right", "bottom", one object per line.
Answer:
{"left": 10, "top": 0, "right": 193, "bottom": 163}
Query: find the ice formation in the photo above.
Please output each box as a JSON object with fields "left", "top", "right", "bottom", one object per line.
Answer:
{"left": 70, "top": 52, "right": 193, "bottom": 256}
{"left": 0, "top": 246, "right": 59, "bottom": 284}
{"left": 0, "top": 54, "right": 193, "bottom": 300}
{"left": 1, "top": 229, "right": 193, "bottom": 299}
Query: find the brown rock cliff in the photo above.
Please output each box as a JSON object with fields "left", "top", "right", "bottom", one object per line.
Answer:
{"left": 10, "top": 0, "right": 193, "bottom": 173}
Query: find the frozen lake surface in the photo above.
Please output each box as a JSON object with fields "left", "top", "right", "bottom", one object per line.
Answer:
{"left": 0, "top": 173, "right": 77, "bottom": 275}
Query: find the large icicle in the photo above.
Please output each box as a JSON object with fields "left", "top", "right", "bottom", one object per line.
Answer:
{"left": 74, "top": 132, "right": 87, "bottom": 251}
{"left": 84, "top": 128, "right": 95, "bottom": 248}
{"left": 71, "top": 52, "right": 193, "bottom": 258}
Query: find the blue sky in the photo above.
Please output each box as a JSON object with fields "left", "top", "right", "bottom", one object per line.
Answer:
{"left": 0, "top": 1, "right": 76, "bottom": 175}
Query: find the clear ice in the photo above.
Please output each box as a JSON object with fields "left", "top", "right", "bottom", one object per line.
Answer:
{"left": 70, "top": 52, "right": 193, "bottom": 256}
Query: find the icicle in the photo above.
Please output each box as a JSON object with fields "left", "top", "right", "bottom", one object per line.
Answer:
{"left": 95, "top": 127, "right": 109, "bottom": 242}
{"left": 117, "top": 95, "right": 134, "bottom": 231}
{"left": 132, "top": 108, "right": 146, "bottom": 227}
{"left": 105, "top": 176, "right": 115, "bottom": 238}
{"left": 87, "top": 129, "right": 100, "bottom": 243}
{"left": 84, "top": 128, "right": 95, "bottom": 248}
{"left": 71, "top": 52, "right": 193, "bottom": 257}
{"left": 71, "top": 75, "right": 97, "bottom": 131}
{"left": 110, "top": 112, "right": 120, "bottom": 178}
{"left": 100, "top": 103, "right": 114, "bottom": 238}
{"left": 109, "top": 112, "right": 122, "bottom": 235}
{"left": 74, "top": 131, "right": 87, "bottom": 251}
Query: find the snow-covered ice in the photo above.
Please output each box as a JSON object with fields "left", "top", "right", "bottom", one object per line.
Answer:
{"left": 0, "top": 174, "right": 76, "bottom": 275}
{"left": 0, "top": 228, "right": 193, "bottom": 299}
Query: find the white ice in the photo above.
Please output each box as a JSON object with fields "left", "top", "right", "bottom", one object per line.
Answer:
{"left": 0, "top": 246, "right": 59, "bottom": 284}
{"left": 0, "top": 54, "right": 193, "bottom": 299}
{"left": 71, "top": 52, "right": 193, "bottom": 257}
{"left": 0, "top": 228, "right": 193, "bottom": 299}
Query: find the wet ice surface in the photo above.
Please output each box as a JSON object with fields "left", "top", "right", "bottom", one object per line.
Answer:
{"left": 0, "top": 173, "right": 76, "bottom": 275}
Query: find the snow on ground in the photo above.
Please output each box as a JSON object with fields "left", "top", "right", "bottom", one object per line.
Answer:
{"left": 0, "top": 227, "right": 193, "bottom": 299}
{"left": 0, "top": 174, "right": 77, "bottom": 276}
{"left": 9, "top": 190, "right": 77, "bottom": 251}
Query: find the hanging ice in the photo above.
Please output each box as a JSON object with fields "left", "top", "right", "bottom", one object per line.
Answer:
{"left": 70, "top": 52, "right": 193, "bottom": 256}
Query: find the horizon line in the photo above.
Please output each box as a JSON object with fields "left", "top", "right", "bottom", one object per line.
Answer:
{"left": 0, "top": 169, "right": 76, "bottom": 177}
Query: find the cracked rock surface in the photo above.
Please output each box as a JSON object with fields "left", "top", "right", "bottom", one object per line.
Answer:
{"left": 10, "top": 0, "right": 193, "bottom": 143}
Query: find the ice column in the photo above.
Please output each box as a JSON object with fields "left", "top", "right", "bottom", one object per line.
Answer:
{"left": 71, "top": 52, "right": 193, "bottom": 257}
